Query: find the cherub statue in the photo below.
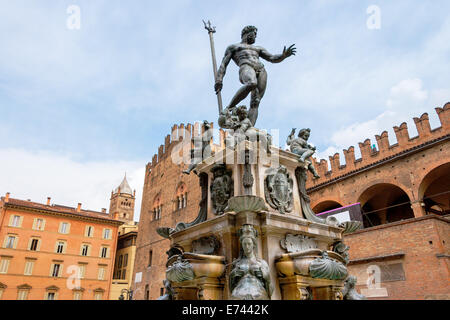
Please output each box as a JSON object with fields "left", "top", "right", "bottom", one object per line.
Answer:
{"left": 287, "top": 128, "right": 320, "bottom": 179}
{"left": 220, "top": 105, "right": 272, "bottom": 154}
{"left": 342, "top": 275, "right": 366, "bottom": 300}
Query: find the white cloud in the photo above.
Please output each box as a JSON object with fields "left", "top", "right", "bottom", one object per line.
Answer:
{"left": 0, "top": 148, "right": 145, "bottom": 222}
{"left": 386, "top": 78, "right": 428, "bottom": 108}
{"left": 316, "top": 78, "right": 448, "bottom": 164}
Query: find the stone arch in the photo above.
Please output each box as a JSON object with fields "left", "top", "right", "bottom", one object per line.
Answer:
{"left": 357, "top": 182, "right": 415, "bottom": 228}
{"left": 356, "top": 178, "right": 414, "bottom": 205}
{"left": 417, "top": 162, "right": 450, "bottom": 215}
{"left": 312, "top": 200, "right": 344, "bottom": 214}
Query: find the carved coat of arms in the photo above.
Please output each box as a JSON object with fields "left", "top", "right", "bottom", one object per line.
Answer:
{"left": 264, "top": 165, "right": 293, "bottom": 214}
{"left": 210, "top": 164, "right": 233, "bottom": 215}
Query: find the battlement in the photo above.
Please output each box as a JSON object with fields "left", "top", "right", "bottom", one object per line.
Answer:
{"left": 146, "top": 121, "right": 228, "bottom": 171}
{"left": 307, "top": 103, "right": 450, "bottom": 188}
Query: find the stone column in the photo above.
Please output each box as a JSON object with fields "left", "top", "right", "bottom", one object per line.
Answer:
{"left": 410, "top": 201, "right": 426, "bottom": 218}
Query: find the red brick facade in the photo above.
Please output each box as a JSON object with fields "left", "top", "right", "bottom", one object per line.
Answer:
{"left": 345, "top": 215, "right": 449, "bottom": 300}
{"left": 132, "top": 103, "right": 450, "bottom": 300}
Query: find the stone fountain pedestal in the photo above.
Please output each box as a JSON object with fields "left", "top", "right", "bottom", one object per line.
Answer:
{"left": 162, "top": 141, "right": 357, "bottom": 300}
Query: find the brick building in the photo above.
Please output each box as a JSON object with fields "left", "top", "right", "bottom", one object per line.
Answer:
{"left": 132, "top": 103, "right": 449, "bottom": 300}
{"left": 0, "top": 193, "right": 122, "bottom": 300}
{"left": 305, "top": 103, "right": 450, "bottom": 299}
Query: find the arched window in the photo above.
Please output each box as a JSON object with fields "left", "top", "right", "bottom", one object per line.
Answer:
{"left": 145, "top": 284, "right": 150, "bottom": 300}
{"left": 152, "top": 195, "right": 162, "bottom": 220}
{"left": 148, "top": 250, "right": 153, "bottom": 267}
{"left": 175, "top": 183, "right": 188, "bottom": 211}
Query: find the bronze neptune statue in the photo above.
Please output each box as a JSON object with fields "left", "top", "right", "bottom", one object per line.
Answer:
{"left": 215, "top": 26, "right": 296, "bottom": 126}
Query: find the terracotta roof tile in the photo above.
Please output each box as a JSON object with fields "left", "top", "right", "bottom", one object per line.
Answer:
{"left": 1, "top": 197, "right": 121, "bottom": 224}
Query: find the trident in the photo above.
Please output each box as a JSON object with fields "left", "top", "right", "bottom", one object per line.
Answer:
{"left": 203, "top": 20, "right": 223, "bottom": 114}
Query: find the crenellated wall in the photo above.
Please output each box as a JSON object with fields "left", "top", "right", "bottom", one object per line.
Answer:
{"left": 307, "top": 103, "right": 450, "bottom": 190}
{"left": 146, "top": 122, "right": 229, "bottom": 172}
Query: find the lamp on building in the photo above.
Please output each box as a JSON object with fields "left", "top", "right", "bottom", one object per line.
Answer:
{"left": 119, "top": 288, "right": 133, "bottom": 300}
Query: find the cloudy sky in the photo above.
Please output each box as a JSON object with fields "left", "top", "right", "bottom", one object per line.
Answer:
{"left": 1, "top": 1, "right": 449, "bottom": 221}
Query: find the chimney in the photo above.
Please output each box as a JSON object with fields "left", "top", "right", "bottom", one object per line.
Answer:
{"left": 46, "top": 197, "right": 51, "bottom": 206}
{"left": 5, "top": 192, "right": 10, "bottom": 203}
{"left": 76, "top": 203, "right": 82, "bottom": 212}
{"left": 101, "top": 208, "right": 107, "bottom": 213}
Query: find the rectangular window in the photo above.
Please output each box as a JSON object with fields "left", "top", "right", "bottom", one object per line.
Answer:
{"left": 46, "top": 292, "right": 56, "bottom": 300}
{"left": 78, "top": 264, "right": 86, "bottom": 279}
{"left": 123, "top": 254, "right": 128, "bottom": 267}
{"left": 85, "top": 226, "right": 94, "bottom": 237}
{"left": 10, "top": 215, "right": 21, "bottom": 227}
{"left": 94, "top": 292, "right": 103, "bottom": 300}
{"left": 0, "top": 258, "right": 11, "bottom": 274}
{"left": 33, "top": 218, "right": 45, "bottom": 231}
{"left": 73, "top": 291, "right": 82, "bottom": 300}
{"left": 103, "top": 229, "right": 111, "bottom": 240}
{"left": 56, "top": 241, "right": 65, "bottom": 254}
{"left": 29, "top": 238, "right": 39, "bottom": 251}
{"left": 81, "top": 244, "right": 90, "bottom": 256}
{"left": 98, "top": 267, "right": 105, "bottom": 280}
{"left": 122, "top": 269, "right": 127, "bottom": 280}
{"left": 51, "top": 264, "right": 61, "bottom": 277}
{"left": 17, "top": 290, "right": 29, "bottom": 300}
{"left": 116, "top": 269, "right": 121, "bottom": 279}
{"left": 5, "top": 236, "right": 16, "bottom": 249}
{"left": 24, "top": 260, "right": 34, "bottom": 276}
{"left": 100, "top": 247, "right": 109, "bottom": 258}
{"left": 118, "top": 255, "right": 123, "bottom": 268}
{"left": 59, "top": 222, "right": 70, "bottom": 234}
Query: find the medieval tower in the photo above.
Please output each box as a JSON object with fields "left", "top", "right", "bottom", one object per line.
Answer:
{"left": 109, "top": 174, "right": 136, "bottom": 224}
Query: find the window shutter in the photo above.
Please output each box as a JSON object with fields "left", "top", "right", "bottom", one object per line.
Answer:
{"left": 28, "top": 238, "right": 33, "bottom": 250}
{"left": 8, "top": 215, "right": 13, "bottom": 226}
{"left": 59, "top": 264, "right": 64, "bottom": 277}
{"left": 58, "top": 223, "right": 62, "bottom": 233}
{"left": 49, "top": 264, "right": 54, "bottom": 276}
{"left": 37, "top": 239, "right": 41, "bottom": 251}
{"left": 63, "top": 242, "right": 67, "bottom": 254}
{"left": 41, "top": 219, "right": 46, "bottom": 231}
{"left": 13, "top": 236, "right": 18, "bottom": 249}
{"left": 32, "top": 219, "right": 37, "bottom": 230}
{"left": 19, "top": 216, "right": 24, "bottom": 228}
{"left": 66, "top": 223, "right": 71, "bottom": 234}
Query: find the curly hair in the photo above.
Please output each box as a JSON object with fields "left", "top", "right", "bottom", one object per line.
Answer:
{"left": 241, "top": 25, "right": 257, "bottom": 39}
{"left": 298, "top": 128, "right": 311, "bottom": 138}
